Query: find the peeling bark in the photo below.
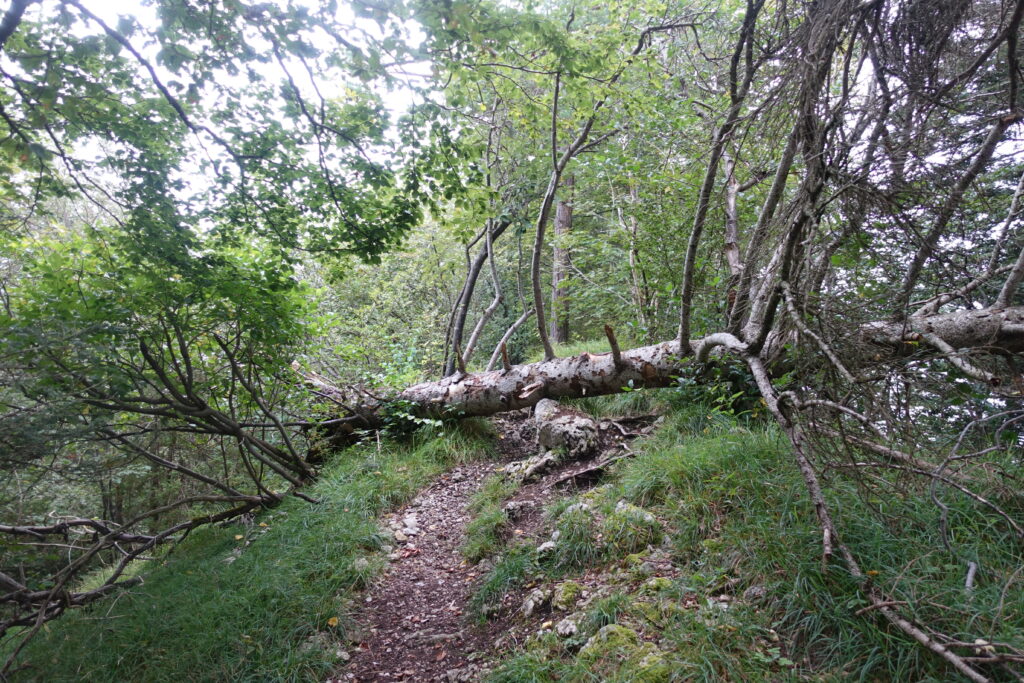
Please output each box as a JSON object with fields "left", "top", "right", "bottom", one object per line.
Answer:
{"left": 318, "top": 305, "right": 1024, "bottom": 428}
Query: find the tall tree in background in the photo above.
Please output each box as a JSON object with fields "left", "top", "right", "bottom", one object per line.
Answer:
{"left": 549, "top": 174, "right": 573, "bottom": 344}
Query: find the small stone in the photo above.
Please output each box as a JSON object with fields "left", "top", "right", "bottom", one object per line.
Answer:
{"left": 521, "top": 587, "right": 552, "bottom": 617}
{"left": 743, "top": 585, "right": 767, "bottom": 602}
{"left": 555, "top": 618, "right": 578, "bottom": 637}
{"left": 563, "top": 502, "right": 591, "bottom": 516}
{"left": 536, "top": 541, "right": 556, "bottom": 555}
{"left": 393, "top": 531, "right": 408, "bottom": 542}
{"left": 352, "top": 557, "right": 371, "bottom": 572}
{"left": 504, "top": 500, "right": 533, "bottom": 517}
{"left": 402, "top": 527, "right": 419, "bottom": 536}
{"left": 451, "top": 471, "right": 466, "bottom": 482}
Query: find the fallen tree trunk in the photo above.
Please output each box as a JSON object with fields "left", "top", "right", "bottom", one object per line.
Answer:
{"left": 312, "top": 305, "right": 1024, "bottom": 432}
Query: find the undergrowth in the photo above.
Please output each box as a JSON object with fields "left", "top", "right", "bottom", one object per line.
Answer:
{"left": 482, "top": 402, "right": 1024, "bottom": 682}
{"left": 462, "top": 474, "right": 518, "bottom": 563}
{"left": 4, "top": 420, "right": 495, "bottom": 682}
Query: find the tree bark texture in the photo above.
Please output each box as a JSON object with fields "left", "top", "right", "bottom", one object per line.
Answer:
{"left": 549, "top": 175, "right": 573, "bottom": 344}
{"left": 320, "top": 305, "right": 1024, "bottom": 428}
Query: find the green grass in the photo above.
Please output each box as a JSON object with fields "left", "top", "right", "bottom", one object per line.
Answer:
{"left": 469, "top": 543, "right": 539, "bottom": 621}
{"left": 568, "top": 388, "right": 674, "bottom": 419}
{"left": 4, "top": 420, "right": 496, "bottom": 682}
{"left": 484, "top": 404, "right": 1024, "bottom": 682}
{"left": 12, "top": 401, "right": 1024, "bottom": 682}
{"left": 461, "top": 473, "right": 519, "bottom": 563}
{"left": 546, "top": 503, "right": 603, "bottom": 573}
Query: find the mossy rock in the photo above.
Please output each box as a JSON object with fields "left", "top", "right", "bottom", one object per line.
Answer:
{"left": 601, "top": 501, "right": 663, "bottom": 556}
{"left": 578, "top": 624, "right": 668, "bottom": 681}
{"left": 578, "top": 624, "right": 641, "bottom": 664}
{"left": 640, "top": 576, "right": 673, "bottom": 595}
{"left": 624, "top": 550, "right": 651, "bottom": 567}
{"left": 553, "top": 580, "right": 584, "bottom": 611}
{"left": 579, "top": 484, "right": 611, "bottom": 504}
{"left": 632, "top": 600, "right": 663, "bottom": 624}
{"left": 634, "top": 648, "right": 671, "bottom": 683}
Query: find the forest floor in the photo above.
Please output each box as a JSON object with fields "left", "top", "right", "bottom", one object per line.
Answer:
{"left": 11, "top": 397, "right": 1005, "bottom": 682}
{"left": 334, "top": 409, "right": 650, "bottom": 682}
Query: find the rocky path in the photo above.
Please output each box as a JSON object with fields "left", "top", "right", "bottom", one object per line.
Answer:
{"left": 333, "top": 458, "right": 501, "bottom": 682}
{"left": 329, "top": 409, "right": 654, "bottom": 682}
{"left": 331, "top": 412, "right": 540, "bottom": 682}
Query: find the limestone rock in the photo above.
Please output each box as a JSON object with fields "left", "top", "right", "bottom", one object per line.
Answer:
{"left": 522, "top": 587, "right": 553, "bottom": 617}
{"left": 634, "top": 649, "right": 671, "bottom": 682}
{"left": 534, "top": 399, "right": 598, "bottom": 458}
{"left": 555, "top": 617, "right": 578, "bottom": 637}
{"left": 578, "top": 624, "right": 669, "bottom": 682}
{"left": 552, "top": 581, "right": 584, "bottom": 611}
{"left": 504, "top": 451, "right": 560, "bottom": 482}
{"left": 578, "top": 624, "right": 641, "bottom": 662}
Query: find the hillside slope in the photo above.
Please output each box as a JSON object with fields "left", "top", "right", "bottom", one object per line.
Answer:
{"left": 7, "top": 398, "right": 1023, "bottom": 682}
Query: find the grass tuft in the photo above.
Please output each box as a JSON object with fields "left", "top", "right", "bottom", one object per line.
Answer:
{"left": 469, "top": 544, "right": 538, "bottom": 621}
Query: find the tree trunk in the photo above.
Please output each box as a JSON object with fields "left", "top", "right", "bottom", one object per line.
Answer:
{"left": 620, "top": 184, "right": 654, "bottom": 341}
{"left": 444, "top": 220, "right": 511, "bottom": 377}
{"left": 549, "top": 175, "right": 573, "bottom": 344}
{"left": 314, "top": 305, "right": 1024, "bottom": 430}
